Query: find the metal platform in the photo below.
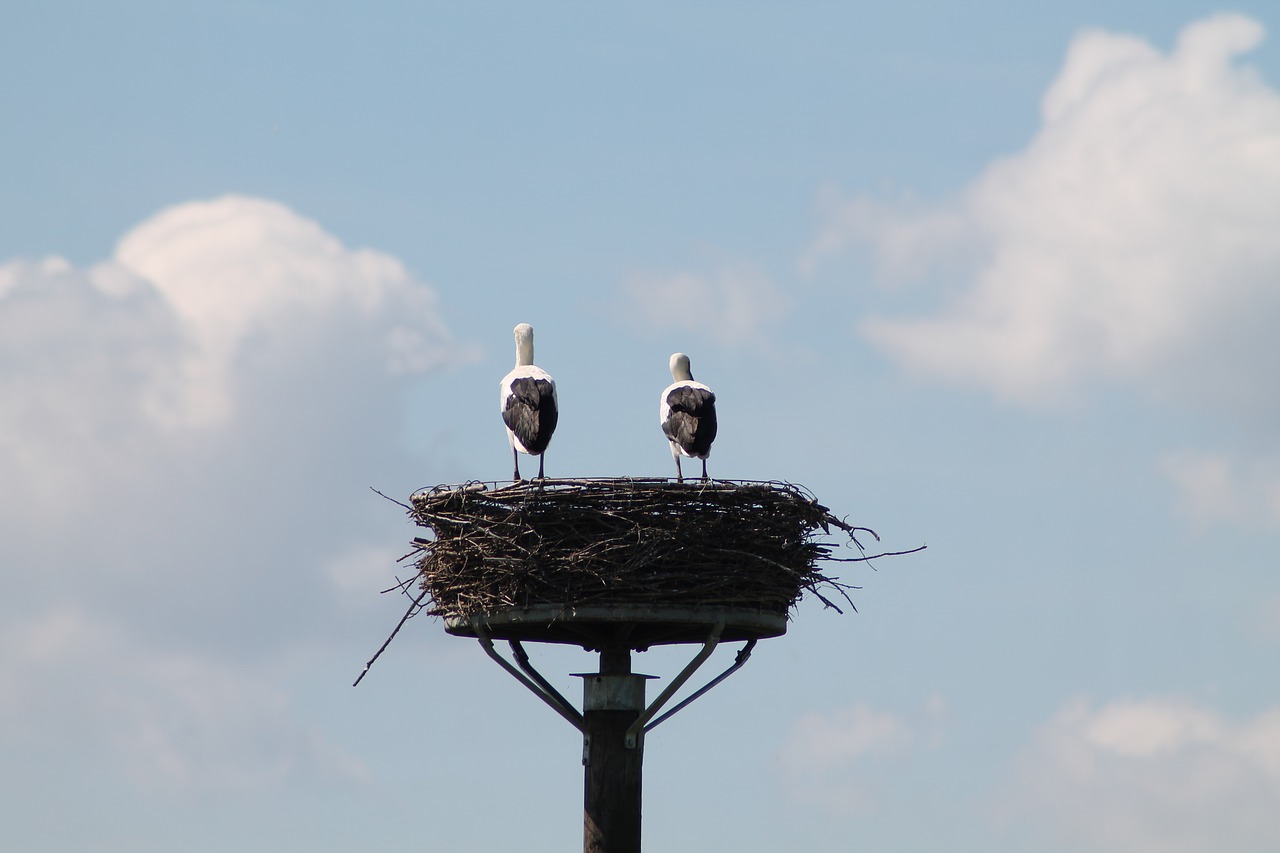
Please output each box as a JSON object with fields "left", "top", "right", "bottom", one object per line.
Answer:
{"left": 443, "top": 604, "right": 787, "bottom": 649}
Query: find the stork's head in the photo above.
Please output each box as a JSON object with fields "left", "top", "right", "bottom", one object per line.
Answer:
{"left": 669, "top": 352, "right": 693, "bottom": 382}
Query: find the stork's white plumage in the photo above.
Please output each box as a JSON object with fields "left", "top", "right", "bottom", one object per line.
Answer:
{"left": 660, "top": 352, "right": 717, "bottom": 482}
{"left": 499, "top": 323, "right": 558, "bottom": 480}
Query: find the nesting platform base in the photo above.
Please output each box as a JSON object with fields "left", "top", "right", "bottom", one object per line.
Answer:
{"left": 445, "top": 604, "right": 786, "bottom": 648}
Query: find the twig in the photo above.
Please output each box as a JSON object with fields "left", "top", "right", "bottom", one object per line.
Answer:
{"left": 826, "top": 545, "right": 928, "bottom": 563}
{"left": 352, "top": 586, "right": 429, "bottom": 687}
{"left": 371, "top": 486, "right": 412, "bottom": 510}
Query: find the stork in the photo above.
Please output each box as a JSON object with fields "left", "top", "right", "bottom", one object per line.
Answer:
{"left": 499, "top": 323, "right": 558, "bottom": 481}
{"left": 660, "top": 352, "right": 717, "bottom": 482}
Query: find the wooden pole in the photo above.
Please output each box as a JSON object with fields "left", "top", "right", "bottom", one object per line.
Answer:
{"left": 582, "top": 646, "right": 645, "bottom": 853}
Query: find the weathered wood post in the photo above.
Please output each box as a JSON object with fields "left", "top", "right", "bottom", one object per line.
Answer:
{"left": 580, "top": 646, "right": 646, "bottom": 853}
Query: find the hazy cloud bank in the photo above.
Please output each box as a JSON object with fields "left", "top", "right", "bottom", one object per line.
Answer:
{"left": 776, "top": 697, "right": 947, "bottom": 813}
{"left": 999, "top": 696, "right": 1280, "bottom": 853}
{"left": 0, "top": 196, "right": 459, "bottom": 789}
{"left": 620, "top": 262, "right": 792, "bottom": 348}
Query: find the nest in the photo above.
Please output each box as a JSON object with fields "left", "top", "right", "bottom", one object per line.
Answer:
{"left": 403, "top": 478, "right": 883, "bottom": 619}
{"left": 352, "top": 478, "right": 924, "bottom": 684}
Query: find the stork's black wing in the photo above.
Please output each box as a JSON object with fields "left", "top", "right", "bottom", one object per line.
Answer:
{"left": 503, "top": 377, "right": 559, "bottom": 454}
{"left": 662, "top": 386, "right": 717, "bottom": 456}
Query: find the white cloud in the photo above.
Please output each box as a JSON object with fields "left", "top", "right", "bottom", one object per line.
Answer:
{"left": 0, "top": 195, "right": 461, "bottom": 791}
{"left": 113, "top": 195, "right": 457, "bottom": 428}
{"left": 1260, "top": 596, "right": 1280, "bottom": 641}
{"left": 811, "top": 14, "right": 1280, "bottom": 415}
{"left": 0, "top": 606, "right": 370, "bottom": 790}
{"left": 0, "top": 195, "right": 458, "bottom": 514}
{"left": 0, "top": 256, "right": 183, "bottom": 512}
{"left": 776, "top": 697, "right": 946, "bottom": 813}
{"left": 800, "top": 187, "right": 975, "bottom": 282}
{"left": 621, "top": 262, "right": 791, "bottom": 347}
{"left": 1082, "top": 700, "right": 1222, "bottom": 758}
{"left": 999, "top": 697, "right": 1280, "bottom": 852}
{"left": 1159, "top": 449, "right": 1245, "bottom": 525}
{"left": 784, "top": 703, "right": 912, "bottom": 771}
{"left": 1158, "top": 449, "right": 1280, "bottom": 528}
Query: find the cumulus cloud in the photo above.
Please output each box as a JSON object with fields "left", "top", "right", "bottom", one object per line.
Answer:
{"left": 0, "top": 196, "right": 460, "bottom": 511}
{"left": 999, "top": 697, "right": 1280, "bottom": 852}
{"left": 810, "top": 14, "right": 1280, "bottom": 415}
{"left": 0, "top": 195, "right": 459, "bottom": 789}
{"left": 113, "top": 195, "right": 456, "bottom": 428}
{"left": 800, "top": 188, "right": 975, "bottom": 282}
{"left": 776, "top": 697, "right": 946, "bottom": 813}
{"left": 0, "top": 256, "right": 184, "bottom": 513}
{"left": 620, "top": 262, "right": 791, "bottom": 347}
{"left": 0, "top": 606, "right": 370, "bottom": 790}
{"left": 1158, "top": 448, "right": 1280, "bottom": 528}
{"left": 1260, "top": 596, "right": 1280, "bottom": 640}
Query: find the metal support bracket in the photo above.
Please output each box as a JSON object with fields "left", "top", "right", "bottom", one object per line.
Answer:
{"left": 472, "top": 617, "right": 584, "bottom": 731}
{"left": 473, "top": 616, "right": 761, "bottom": 751}
{"left": 642, "top": 638, "right": 757, "bottom": 734}
{"left": 624, "top": 621, "right": 725, "bottom": 748}
{"left": 510, "top": 639, "right": 583, "bottom": 719}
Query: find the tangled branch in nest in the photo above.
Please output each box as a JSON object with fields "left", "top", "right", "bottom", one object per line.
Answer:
{"left": 403, "top": 478, "right": 917, "bottom": 621}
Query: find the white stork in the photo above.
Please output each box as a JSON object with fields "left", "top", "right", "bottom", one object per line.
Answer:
{"left": 660, "top": 352, "right": 717, "bottom": 482}
{"left": 499, "top": 323, "right": 558, "bottom": 481}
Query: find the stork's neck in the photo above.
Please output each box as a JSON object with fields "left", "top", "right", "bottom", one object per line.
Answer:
{"left": 515, "top": 338, "right": 535, "bottom": 366}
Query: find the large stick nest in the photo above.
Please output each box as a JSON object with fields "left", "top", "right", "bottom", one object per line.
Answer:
{"left": 404, "top": 478, "right": 896, "bottom": 619}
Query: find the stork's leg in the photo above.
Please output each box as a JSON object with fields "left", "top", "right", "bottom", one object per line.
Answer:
{"left": 512, "top": 447, "right": 521, "bottom": 482}
{"left": 701, "top": 458, "right": 708, "bottom": 481}
{"left": 675, "top": 455, "right": 683, "bottom": 483}
{"left": 537, "top": 453, "right": 546, "bottom": 480}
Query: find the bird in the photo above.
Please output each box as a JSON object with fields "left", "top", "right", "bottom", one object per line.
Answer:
{"left": 500, "top": 323, "right": 559, "bottom": 481}
{"left": 660, "top": 352, "right": 717, "bottom": 482}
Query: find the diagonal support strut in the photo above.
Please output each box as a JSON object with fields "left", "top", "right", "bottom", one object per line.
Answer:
{"left": 472, "top": 617, "right": 584, "bottom": 731}
{"left": 641, "top": 637, "right": 757, "bottom": 735}
{"left": 623, "top": 621, "right": 724, "bottom": 748}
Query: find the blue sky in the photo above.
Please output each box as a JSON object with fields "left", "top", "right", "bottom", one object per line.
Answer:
{"left": 4, "top": 2, "right": 1280, "bottom": 851}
